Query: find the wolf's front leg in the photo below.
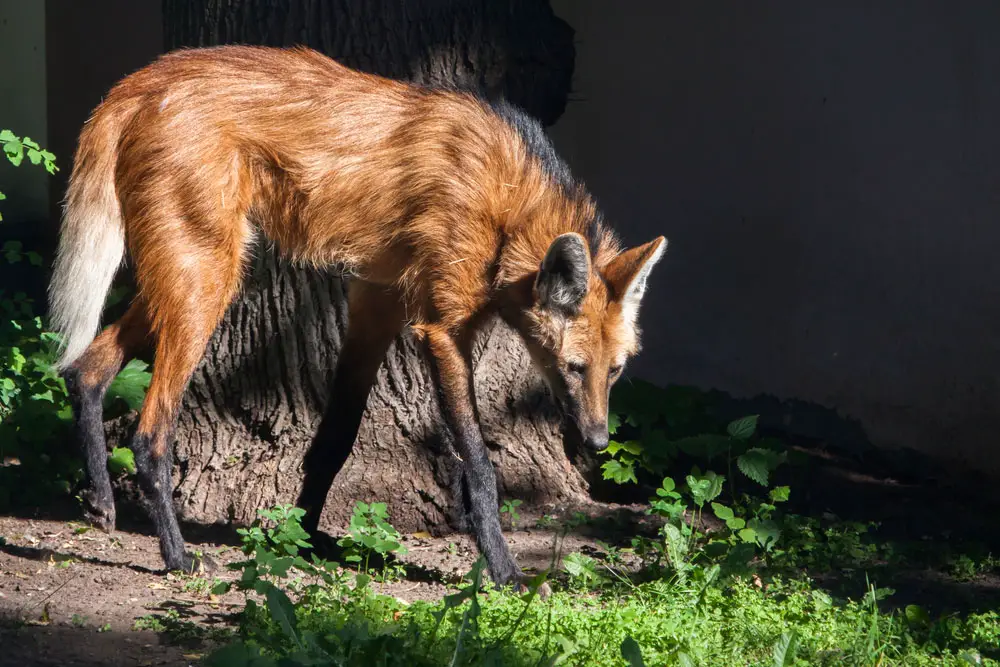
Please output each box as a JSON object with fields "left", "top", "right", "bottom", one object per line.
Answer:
{"left": 423, "top": 326, "right": 547, "bottom": 595}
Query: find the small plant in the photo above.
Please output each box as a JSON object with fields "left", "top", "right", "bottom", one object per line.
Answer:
{"left": 500, "top": 498, "right": 522, "bottom": 529}
{"left": 562, "top": 551, "right": 606, "bottom": 590}
{"left": 181, "top": 575, "right": 214, "bottom": 598}
{"left": 70, "top": 613, "right": 87, "bottom": 628}
{"left": 1, "top": 128, "right": 58, "bottom": 222}
{"left": 133, "top": 613, "right": 167, "bottom": 632}
{"left": 337, "top": 501, "right": 408, "bottom": 582}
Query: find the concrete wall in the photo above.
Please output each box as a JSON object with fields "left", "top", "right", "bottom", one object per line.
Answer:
{"left": 0, "top": 1, "right": 47, "bottom": 226}
{"left": 548, "top": 1, "right": 1000, "bottom": 471}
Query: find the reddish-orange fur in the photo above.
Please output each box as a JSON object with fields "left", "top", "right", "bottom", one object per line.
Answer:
{"left": 55, "top": 44, "right": 667, "bottom": 586}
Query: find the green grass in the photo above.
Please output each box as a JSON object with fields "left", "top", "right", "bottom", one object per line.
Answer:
{"left": 197, "top": 503, "right": 999, "bottom": 667}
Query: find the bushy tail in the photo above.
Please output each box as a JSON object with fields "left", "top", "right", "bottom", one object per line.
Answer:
{"left": 48, "top": 113, "right": 126, "bottom": 371}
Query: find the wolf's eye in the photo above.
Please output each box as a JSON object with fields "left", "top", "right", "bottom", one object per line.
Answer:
{"left": 567, "top": 361, "right": 588, "bottom": 376}
{"left": 609, "top": 365, "right": 623, "bottom": 377}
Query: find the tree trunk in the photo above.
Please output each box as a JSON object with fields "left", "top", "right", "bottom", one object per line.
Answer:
{"left": 154, "top": 0, "right": 593, "bottom": 536}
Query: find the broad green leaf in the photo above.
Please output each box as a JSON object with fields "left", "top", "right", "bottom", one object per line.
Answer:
{"left": 4, "top": 142, "right": 23, "bottom": 166}
{"left": 105, "top": 359, "right": 152, "bottom": 411}
{"left": 686, "top": 471, "right": 724, "bottom": 507}
{"left": 21, "top": 137, "right": 40, "bottom": 150}
{"left": 108, "top": 447, "right": 136, "bottom": 475}
{"left": 620, "top": 637, "right": 646, "bottom": 667}
{"left": 737, "top": 448, "right": 786, "bottom": 486}
{"left": 811, "top": 589, "right": 833, "bottom": 611}
{"left": 771, "top": 630, "right": 799, "bottom": 667}
{"left": 769, "top": 486, "right": 790, "bottom": 503}
{"left": 905, "top": 604, "right": 930, "bottom": 626}
{"left": 711, "top": 502, "right": 734, "bottom": 521}
{"left": 727, "top": 414, "right": 759, "bottom": 440}
{"left": 601, "top": 458, "right": 637, "bottom": 485}
{"left": 608, "top": 412, "right": 621, "bottom": 435}
{"left": 263, "top": 582, "right": 300, "bottom": 647}
{"left": 0, "top": 130, "right": 16, "bottom": 142}
{"left": 749, "top": 518, "right": 781, "bottom": 551}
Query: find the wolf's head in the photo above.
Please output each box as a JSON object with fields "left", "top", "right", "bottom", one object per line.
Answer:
{"left": 522, "top": 232, "right": 667, "bottom": 450}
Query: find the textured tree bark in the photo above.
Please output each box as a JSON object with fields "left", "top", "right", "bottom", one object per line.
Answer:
{"left": 154, "top": 0, "right": 592, "bottom": 536}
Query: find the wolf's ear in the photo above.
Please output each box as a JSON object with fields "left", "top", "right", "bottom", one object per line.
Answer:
{"left": 604, "top": 236, "right": 667, "bottom": 325}
{"left": 535, "top": 233, "right": 591, "bottom": 315}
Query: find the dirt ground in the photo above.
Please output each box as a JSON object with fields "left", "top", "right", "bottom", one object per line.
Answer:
{"left": 2, "top": 440, "right": 1000, "bottom": 666}
{"left": 0, "top": 500, "right": 636, "bottom": 667}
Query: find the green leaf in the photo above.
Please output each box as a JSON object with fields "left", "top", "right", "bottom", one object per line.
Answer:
{"left": 27, "top": 148, "right": 41, "bottom": 165}
{"left": 263, "top": 582, "right": 300, "bottom": 647}
{"left": 738, "top": 527, "right": 758, "bottom": 544}
{"left": 108, "top": 447, "right": 136, "bottom": 476}
{"left": 769, "top": 486, "right": 790, "bottom": 503}
{"left": 711, "top": 502, "right": 734, "bottom": 521}
{"left": 771, "top": 630, "right": 799, "bottom": 667}
{"left": 811, "top": 589, "right": 833, "bottom": 611}
{"left": 608, "top": 412, "right": 621, "bottom": 435}
{"left": 677, "top": 652, "right": 696, "bottom": 667}
{"left": 655, "top": 477, "right": 680, "bottom": 499}
{"left": 601, "top": 458, "right": 637, "bottom": 485}
{"left": 904, "top": 604, "right": 930, "bottom": 626}
{"left": 727, "top": 414, "right": 759, "bottom": 440}
{"left": 749, "top": 518, "right": 781, "bottom": 551}
{"left": 737, "top": 448, "right": 786, "bottom": 486}
{"left": 686, "top": 471, "right": 724, "bottom": 508}
{"left": 0, "top": 130, "right": 17, "bottom": 142}
{"left": 620, "top": 637, "right": 646, "bottom": 667}
{"left": 4, "top": 141, "right": 23, "bottom": 166}
{"left": 105, "top": 359, "right": 151, "bottom": 411}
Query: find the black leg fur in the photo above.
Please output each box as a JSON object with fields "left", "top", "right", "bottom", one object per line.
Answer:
{"left": 131, "top": 431, "right": 214, "bottom": 574}
{"left": 424, "top": 338, "right": 523, "bottom": 589}
{"left": 64, "top": 370, "right": 117, "bottom": 533}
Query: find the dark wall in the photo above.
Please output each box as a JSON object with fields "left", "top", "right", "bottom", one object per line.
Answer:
{"left": 549, "top": 1, "right": 1000, "bottom": 471}
{"left": 45, "top": 0, "right": 163, "bottom": 238}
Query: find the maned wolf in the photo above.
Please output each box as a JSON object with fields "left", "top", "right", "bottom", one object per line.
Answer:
{"left": 48, "top": 44, "right": 667, "bottom": 593}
